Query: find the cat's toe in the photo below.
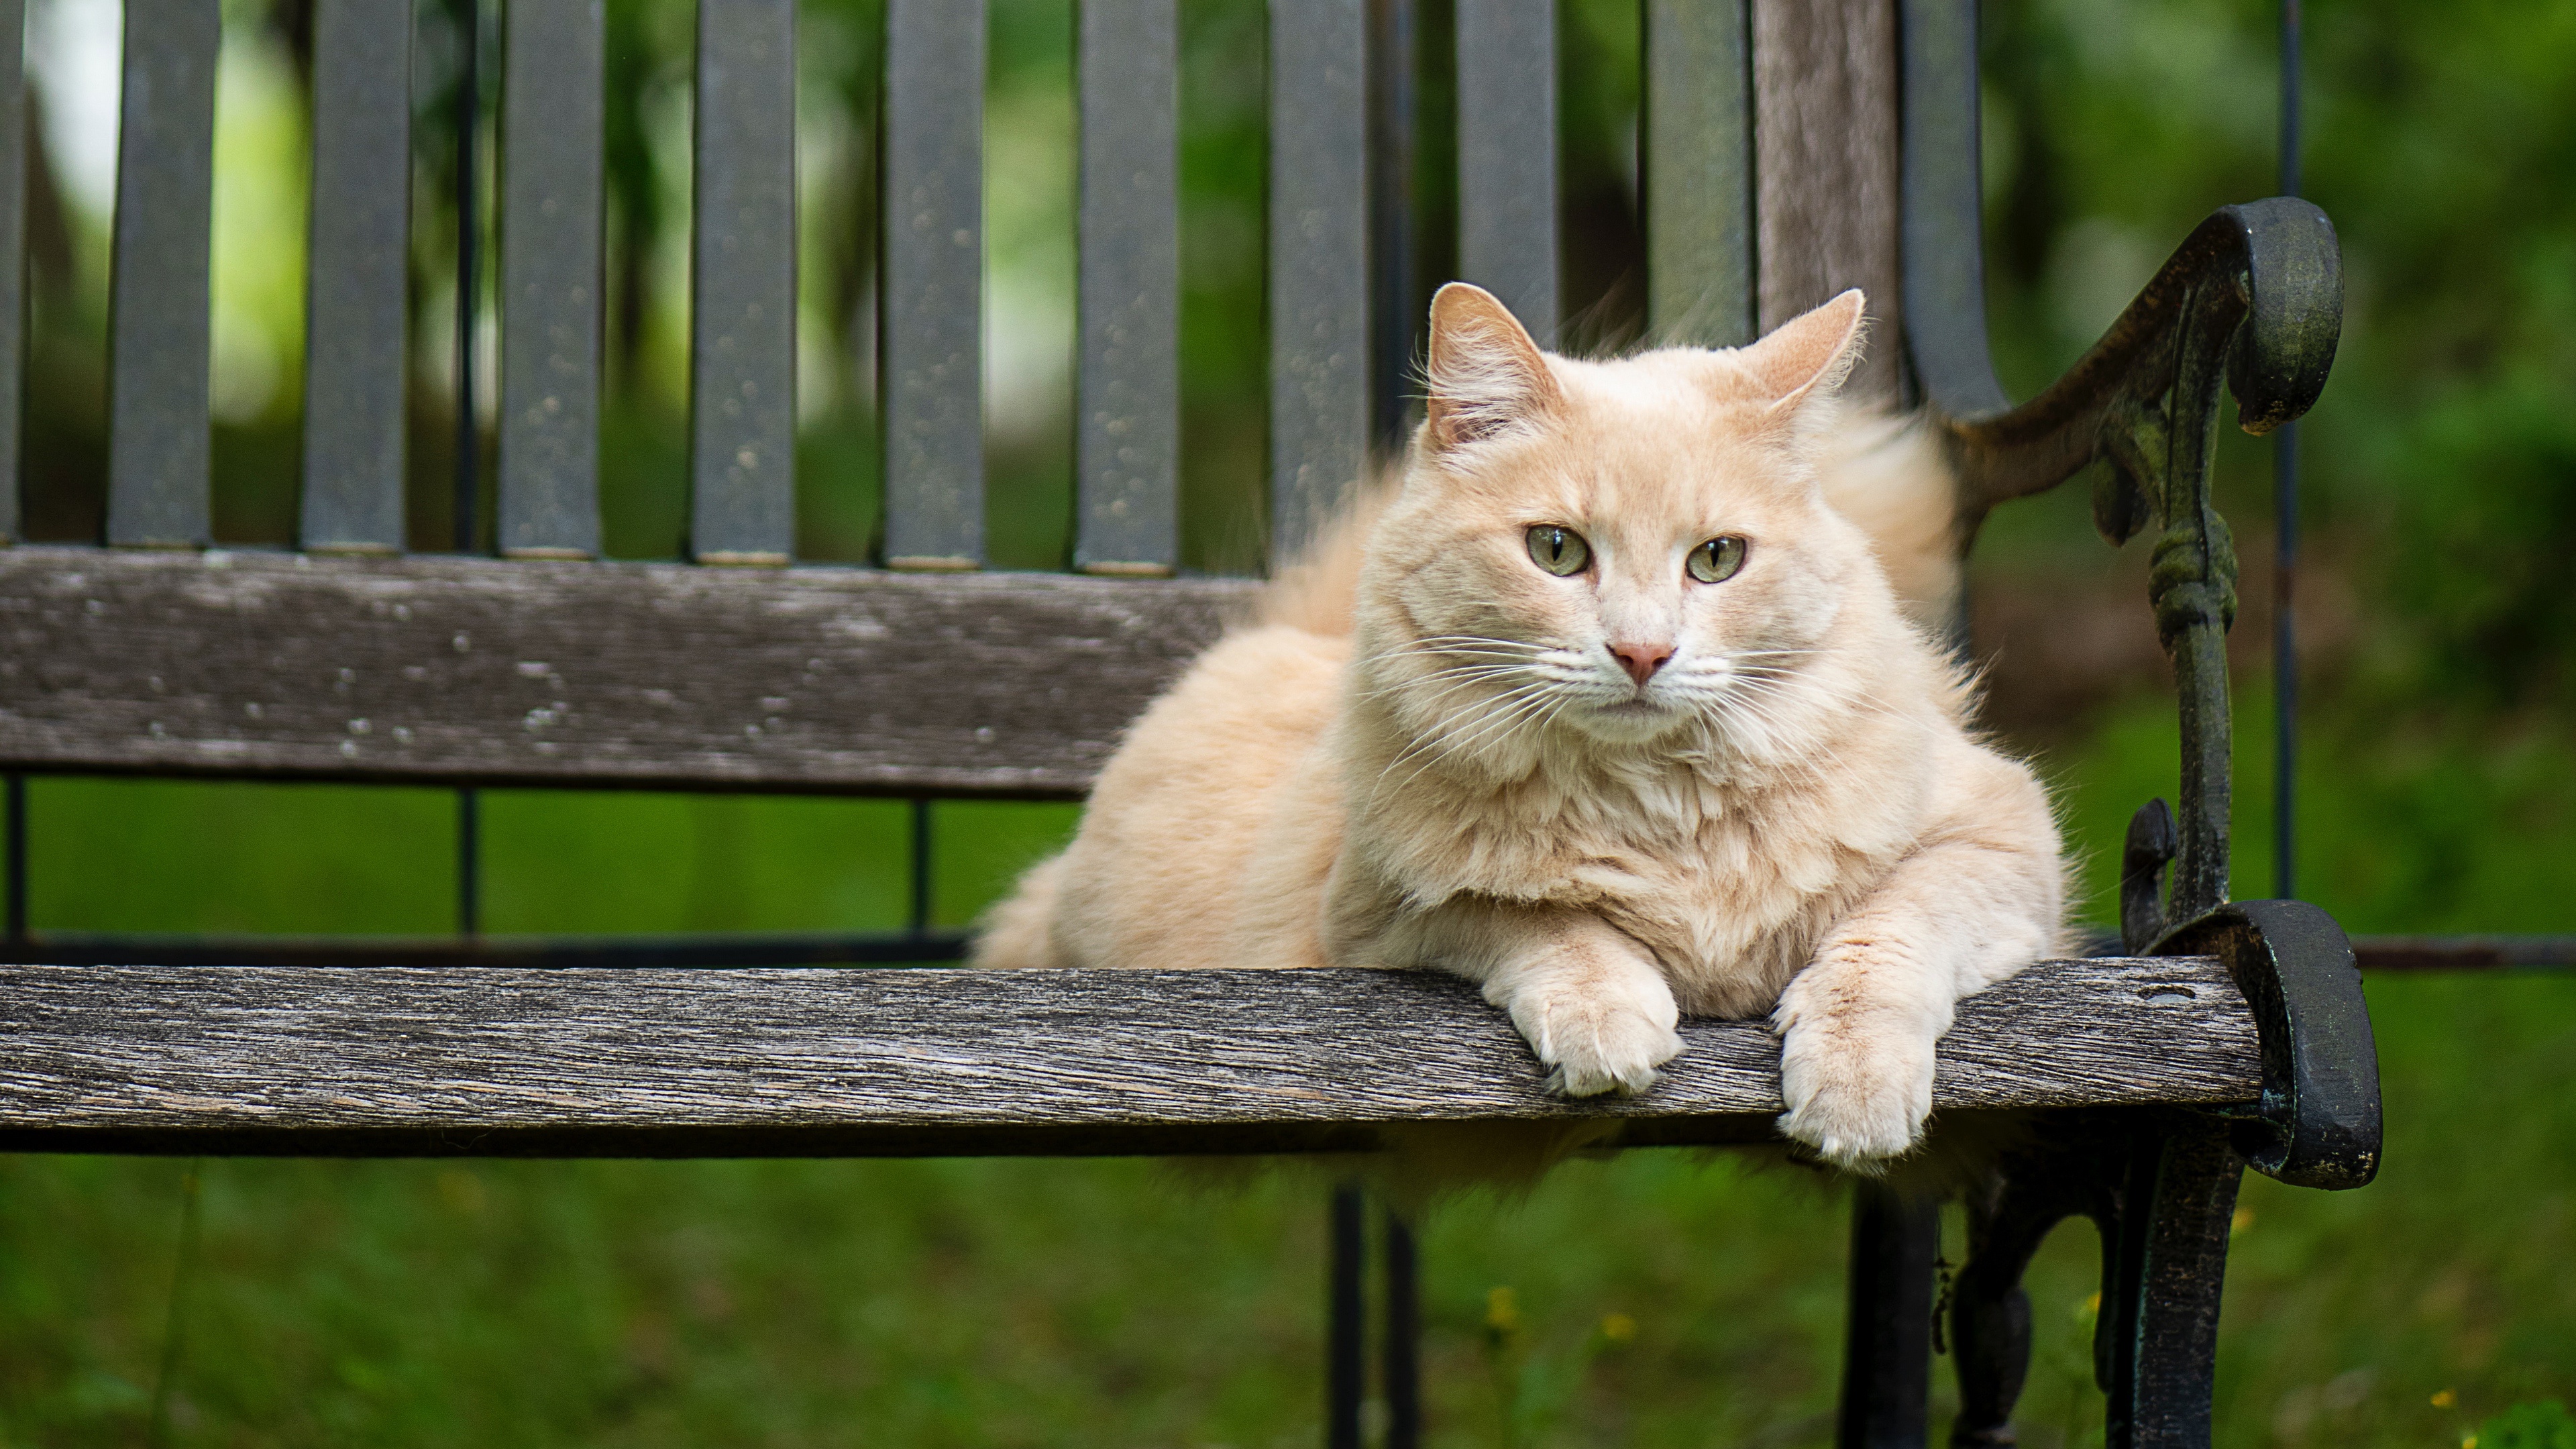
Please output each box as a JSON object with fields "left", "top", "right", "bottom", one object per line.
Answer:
{"left": 1775, "top": 1026, "right": 1933, "bottom": 1168}
{"left": 1536, "top": 1006, "right": 1684, "bottom": 1098}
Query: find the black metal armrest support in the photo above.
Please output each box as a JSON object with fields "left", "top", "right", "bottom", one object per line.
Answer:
{"left": 2156, "top": 901, "right": 2381, "bottom": 1189}
{"left": 1934, "top": 200, "right": 2342, "bottom": 510}
{"left": 1905, "top": 9, "right": 2376, "bottom": 1440}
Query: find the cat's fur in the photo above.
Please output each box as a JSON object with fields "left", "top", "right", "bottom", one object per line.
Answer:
{"left": 976, "top": 284, "right": 2068, "bottom": 1171}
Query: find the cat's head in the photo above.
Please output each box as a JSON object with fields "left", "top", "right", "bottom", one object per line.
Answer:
{"left": 1354, "top": 283, "right": 1898, "bottom": 767}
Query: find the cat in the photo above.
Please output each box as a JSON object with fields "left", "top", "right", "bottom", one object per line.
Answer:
{"left": 975, "top": 282, "right": 2068, "bottom": 1172}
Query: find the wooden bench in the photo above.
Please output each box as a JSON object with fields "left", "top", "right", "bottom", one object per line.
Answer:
{"left": 0, "top": 1, "right": 2379, "bottom": 1444}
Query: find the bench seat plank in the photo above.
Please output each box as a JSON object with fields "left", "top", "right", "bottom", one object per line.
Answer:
{"left": 0, "top": 548, "right": 1250, "bottom": 796}
{"left": 0, "top": 957, "right": 2257, "bottom": 1158}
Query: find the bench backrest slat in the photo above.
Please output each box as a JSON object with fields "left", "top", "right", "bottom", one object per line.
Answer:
{"left": 106, "top": 0, "right": 219, "bottom": 549}
{"left": 496, "top": 0, "right": 606, "bottom": 559}
{"left": 1751, "top": 0, "right": 1900, "bottom": 398}
{"left": 1266, "top": 0, "right": 1371, "bottom": 567}
{"left": 880, "top": 0, "right": 986, "bottom": 571}
{"left": 1073, "top": 0, "right": 1181, "bottom": 577}
{"left": 1455, "top": 0, "right": 1558, "bottom": 345}
{"left": 0, "top": 0, "right": 23, "bottom": 544}
{"left": 690, "top": 0, "right": 800, "bottom": 566}
{"left": 1898, "top": 0, "right": 2011, "bottom": 421}
{"left": 301, "top": 0, "right": 413, "bottom": 556}
{"left": 1642, "top": 0, "right": 1754, "bottom": 347}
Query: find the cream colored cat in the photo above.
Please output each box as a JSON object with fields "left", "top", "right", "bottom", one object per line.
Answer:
{"left": 976, "top": 284, "right": 2067, "bottom": 1170}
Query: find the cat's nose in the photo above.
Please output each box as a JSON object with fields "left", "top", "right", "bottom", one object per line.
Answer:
{"left": 1609, "top": 643, "right": 1674, "bottom": 688}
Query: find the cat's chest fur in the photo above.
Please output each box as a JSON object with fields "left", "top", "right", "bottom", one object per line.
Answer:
{"left": 1341, "top": 721, "right": 1935, "bottom": 1018}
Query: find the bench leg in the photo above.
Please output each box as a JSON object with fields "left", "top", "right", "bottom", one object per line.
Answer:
{"left": 1946, "top": 1115, "right": 2243, "bottom": 1449}
{"left": 2098, "top": 1122, "right": 2242, "bottom": 1449}
{"left": 1837, "top": 1181, "right": 1939, "bottom": 1448}
{"left": 1328, "top": 1183, "right": 1366, "bottom": 1449}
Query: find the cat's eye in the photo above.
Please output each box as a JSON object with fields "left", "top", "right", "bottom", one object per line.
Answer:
{"left": 1688, "top": 536, "right": 1749, "bottom": 584}
{"left": 1525, "top": 525, "right": 1591, "bottom": 576}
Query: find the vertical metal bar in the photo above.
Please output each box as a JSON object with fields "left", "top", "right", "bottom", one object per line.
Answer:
{"left": 105, "top": 0, "right": 219, "bottom": 548}
{"left": 1381, "top": 1205, "right": 1421, "bottom": 1449}
{"left": 1326, "top": 1183, "right": 1366, "bottom": 1449}
{"left": 1834, "top": 1183, "right": 1935, "bottom": 1449}
{"left": 5, "top": 774, "right": 25, "bottom": 942}
{"left": 496, "top": 0, "right": 604, "bottom": 559}
{"left": 1642, "top": 0, "right": 1752, "bottom": 347}
{"left": 2273, "top": 0, "right": 2301, "bottom": 902}
{"left": 1268, "top": 0, "right": 1369, "bottom": 564}
{"left": 0, "top": 0, "right": 25, "bottom": 545}
{"left": 301, "top": 0, "right": 412, "bottom": 553}
{"left": 1454, "top": 0, "right": 1557, "bottom": 344}
{"left": 908, "top": 798, "right": 932, "bottom": 936}
{"left": 1074, "top": 0, "right": 1180, "bottom": 576}
{"left": 1366, "top": 0, "right": 1417, "bottom": 451}
{"left": 457, "top": 789, "right": 480, "bottom": 936}
{"left": 881, "top": 0, "right": 985, "bottom": 570}
{"left": 691, "top": 0, "right": 798, "bottom": 566}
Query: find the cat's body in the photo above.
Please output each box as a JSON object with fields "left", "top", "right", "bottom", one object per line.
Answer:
{"left": 977, "top": 286, "right": 2068, "bottom": 1170}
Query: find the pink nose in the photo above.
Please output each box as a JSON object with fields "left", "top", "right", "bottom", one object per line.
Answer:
{"left": 1610, "top": 643, "right": 1674, "bottom": 688}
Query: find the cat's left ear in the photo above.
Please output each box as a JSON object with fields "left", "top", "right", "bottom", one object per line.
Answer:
{"left": 1426, "top": 282, "right": 1562, "bottom": 451}
{"left": 1737, "top": 288, "right": 1868, "bottom": 423}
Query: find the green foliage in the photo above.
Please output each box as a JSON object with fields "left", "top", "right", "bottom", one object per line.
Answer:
{"left": 2476, "top": 1401, "right": 2576, "bottom": 1449}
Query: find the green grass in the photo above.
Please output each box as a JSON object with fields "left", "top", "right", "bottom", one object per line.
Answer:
{"left": 1, "top": 682, "right": 2571, "bottom": 1446}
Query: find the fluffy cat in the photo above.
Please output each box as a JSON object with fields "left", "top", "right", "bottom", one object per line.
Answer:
{"left": 975, "top": 283, "right": 2068, "bottom": 1171}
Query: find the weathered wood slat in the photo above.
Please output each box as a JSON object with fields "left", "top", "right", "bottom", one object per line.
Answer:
{"left": 0, "top": 0, "right": 24, "bottom": 543}
{"left": 106, "top": 0, "right": 219, "bottom": 548}
{"left": 0, "top": 548, "right": 1248, "bottom": 795}
{"left": 690, "top": 0, "right": 798, "bottom": 566}
{"left": 1899, "top": 0, "right": 2010, "bottom": 421}
{"left": 301, "top": 0, "right": 413, "bottom": 554}
{"left": 1752, "top": 0, "right": 1901, "bottom": 398}
{"left": 1073, "top": 0, "right": 1180, "bottom": 576}
{"left": 0, "top": 957, "right": 2259, "bottom": 1157}
{"left": 1267, "top": 0, "right": 1371, "bottom": 565}
{"left": 496, "top": 0, "right": 605, "bottom": 558}
{"left": 881, "top": 0, "right": 986, "bottom": 570}
{"left": 1455, "top": 0, "right": 1558, "bottom": 344}
{"left": 1642, "top": 0, "right": 1752, "bottom": 347}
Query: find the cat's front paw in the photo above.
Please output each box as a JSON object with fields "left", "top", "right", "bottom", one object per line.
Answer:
{"left": 1515, "top": 989, "right": 1684, "bottom": 1097}
{"left": 1774, "top": 1016, "right": 1935, "bottom": 1169}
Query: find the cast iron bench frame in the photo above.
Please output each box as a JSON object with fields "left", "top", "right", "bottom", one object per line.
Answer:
{"left": 0, "top": 1, "right": 2381, "bottom": 1444}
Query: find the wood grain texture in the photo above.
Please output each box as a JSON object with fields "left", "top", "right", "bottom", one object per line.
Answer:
{"left": 1752, "top": 0, "right": 1901, "bottom": 398}
{"left": 0, "top": 957, "right": 2257, "bottom": 1157}
{"left": 0, "top": 548, "right": 1250, "bottom": 796}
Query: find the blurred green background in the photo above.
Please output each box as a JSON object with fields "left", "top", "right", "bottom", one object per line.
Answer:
{"left": 2, "top": 0, "right": 2571, "bottom": 1444}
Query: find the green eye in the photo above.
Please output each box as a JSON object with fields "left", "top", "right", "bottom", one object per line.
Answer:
{"left": 1525, "top": 525, "right": 1591, "bottom": 576}
{"left": 1688, "top": 536, "right": 1748, "bottom": 584}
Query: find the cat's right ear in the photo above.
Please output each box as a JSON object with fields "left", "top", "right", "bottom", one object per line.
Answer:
{"left": 1426, "top": 282, "right": 1561, "bottom": 451}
